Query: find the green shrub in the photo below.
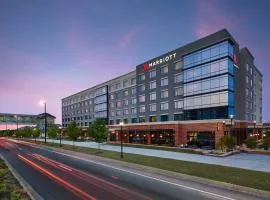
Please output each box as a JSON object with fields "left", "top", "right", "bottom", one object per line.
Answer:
{"left": 244, "top": 136, "right": 257, "bottom": 149}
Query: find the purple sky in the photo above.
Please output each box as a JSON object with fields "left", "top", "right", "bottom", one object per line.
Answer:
{"left": 0, "top": 0, "right": 270, "bottom": 125}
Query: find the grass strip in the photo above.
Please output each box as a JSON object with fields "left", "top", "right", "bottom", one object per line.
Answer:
{"left": 33, "top": 141, "right": 270, "bottom": 192}
{"left": 0, "top": 158, "right": 30, "bottom": 200}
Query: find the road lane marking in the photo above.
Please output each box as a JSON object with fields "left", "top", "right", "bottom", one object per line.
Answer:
{"left": 17, "top": 154, "right": 96, "bottom": 200}
{"left": 56, "top": 152, "right": 237, "bottom": 200}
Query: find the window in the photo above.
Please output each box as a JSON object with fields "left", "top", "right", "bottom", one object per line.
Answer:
{"left": 139, "top": 74, "right": 145, "bottom": 81}
{"left": 131, "top": 87, "right": 136, "bottom": 95}
{"left": 132, "top": 118, "right": 137, "bottom": 123}
{"left": 124, "top": 99, "right": 129, "bottom": 106}
{"left": 174, "top": 100, "right": 183, "bottom": 109}
{"left": 174, "top": 61, "right": 182, "bottom": 70}
{"left": 174, "top": 73, "right": 183, "bottom": 83}
{"left": 246, "top": 64, "right": 249, "bottom": 72}
{"left": 149, "top": 116, "right": 157, "bottom": 122}
{"left": 139, "top": 105, "right": 145, "bottom": 113}
{"left": 139, "top": 95, "right": 145, "bottom": 103}
{"left": 116, "top": 101, "right": 122, "bottom": 108}
{"left": 131, "top": 98, "right": 137, "bottom": 105}
{"left": 139, "top": 117, "right": 146, "bottom": 123}
{"left": 110, "top": 111, "right": 115, "bottom": 117}
{"left": 160, "top": 115, "right": 168, "bottom": 121}
{"left": 110, "top": 94, "right": 115, "bottom": 100}
{"left": 123, "top": 79, "right": 129, "bottom": 87}
{"left": 150, "top": 81, "right": 156, "bottom": 89}
{"left": 175, "top": 87, "right": 183, "bottom": 96}
{"left": 116, "top": 110, "right": 122, "bottom": 116}
{"left": 131, "top": 107, "right": 137, "bottom": 114}
{"left": 150, "top": 92, "right": 156, "bottom": 101}
{"left": 149, "top": 104, "right": 157, "bottom": 112}
{"left": 149, "top": 70, "right": 156, "bottom": 78}
{"left": 161, "top": 77, "right": 168, "bottom": 86}
{"left": 138, "top": 85, "right": 145, "bottom": 92}
{"left": 160, "top": 102, "right": 169, "bottom": 110}
{"left": 174, "top": 114, "right": 183, "bottom": 121}
{"left": 131, "top": 78, "right": 136, "bottom": 84}
{"left": 160, "top": 65, "right": 168, "bottom": 74}
{"left": 110, "top": 103, "right": 114, "bottom": 108}
{"left": 124, "top": 109, "right": 129, "bottom": 115}
{"left": 161, "top": 90, "right": 169, "bottom": 98}
{"left": 124, "top": 90, "right": 128, "bottom": 96}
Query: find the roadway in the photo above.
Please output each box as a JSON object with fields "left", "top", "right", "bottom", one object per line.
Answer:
{"left": 0, "top": 138, "right": 268, "bottom": 200}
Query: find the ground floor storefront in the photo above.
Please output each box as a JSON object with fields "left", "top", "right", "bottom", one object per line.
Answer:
{"left": 108, "top": 120, "right": 263, "bottom": 149}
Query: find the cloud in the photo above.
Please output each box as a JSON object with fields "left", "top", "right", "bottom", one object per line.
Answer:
{"left": 195, "top": 1, "right": 238, "bottom": 38}
{"left": 117, "top": 26, "right": 141, "bottom": 50}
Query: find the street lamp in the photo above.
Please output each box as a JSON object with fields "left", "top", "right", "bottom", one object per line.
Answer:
{"left": 229, "top": 114, "right": 234, "bottom": 136}
{"left": 253, "top": 120, "right": 257, "bottom": 140}
{"left": 39, "top": 100, "right": 47, "bottom": 144}
{"left": 119, "top": 121, "right": 124, "bottom": 158}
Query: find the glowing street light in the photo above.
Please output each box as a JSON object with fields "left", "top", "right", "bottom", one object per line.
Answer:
{"left": 39, "top": 100, "right": 47, "bottom": 144}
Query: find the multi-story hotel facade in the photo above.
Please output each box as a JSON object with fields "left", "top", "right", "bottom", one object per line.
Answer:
{"left": 62, "top": 29, "right": 262, "bottom": 148}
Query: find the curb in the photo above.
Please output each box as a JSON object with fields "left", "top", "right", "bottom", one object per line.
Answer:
{"left": 0, "top": 154, "right": 44, "bottom": 200}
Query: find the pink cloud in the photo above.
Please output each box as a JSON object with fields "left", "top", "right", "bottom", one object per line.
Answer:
{"left": 195, "top": 1, "right": 240, "bottom": 38}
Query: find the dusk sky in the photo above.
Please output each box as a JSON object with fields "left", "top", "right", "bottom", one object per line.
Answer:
{"left": 0, "top": 0, "right": 270, "bottom": 125}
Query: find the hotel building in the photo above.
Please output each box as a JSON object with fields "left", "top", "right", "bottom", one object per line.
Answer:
{"left": 62, "top": 29, "right": 262, "bottom": 148}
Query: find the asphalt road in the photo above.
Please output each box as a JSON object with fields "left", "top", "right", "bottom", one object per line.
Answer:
{"left": 0, "top": 138, "right": 268, "bottom": 200}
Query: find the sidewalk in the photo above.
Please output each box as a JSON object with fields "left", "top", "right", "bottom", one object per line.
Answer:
{"left": 37, "top": 138, "right": 270, "bottom": 172}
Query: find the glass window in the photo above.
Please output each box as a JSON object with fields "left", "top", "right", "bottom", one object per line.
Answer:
{"left": 124, "top": 90, "right": 128, "bottom": 96}
{"left": 150, "top": 92, "right": 156, "bottom": 101}
{"left": 131, "top": 78, "right": 136, "bottom": 84}
{"left": 131, "top": 87, "right": 136, "bottom": 95}
{"left": 211, "top": 94, "right": 219, "bottom": 104}
{"left": 124, "top": 99, "right": 129, "bottom": 106}
{"left": 138, "top": 117, "right": 145, "bottom": 123}
{"left": 150, "top": 81, "right": 156, "bottom": 89}
{"left": 160, "top": 65, "right": 168, "bottom": 74}
{"left": 110, "top": 94, "right": 114, "bottom": 100}
{"left": 202, "top": 64, "right": 210, "bottom": 76}
{"left": 194, "top": 67, "right": 202, "bottom": 79}
{"left": 211, "top": 61, "right": 219, "bottom": 74}
{"left": 161, "top": 90, "right": 169, "bottom": 98}
{"left": 202, "top": 49, "right": 210, "bottom": 61}
{"left": 211, "top": 46, "right": 219, "bottom": 58}
{"left": 211, "top": 78, "right": 219, "bottom": 89}
{"left": 149, "top": 70, "right": 156, "bottom": 78}
{"left": 174, "top": 61, "right": 182, "bottom": 70}
{"left": 149, "top": 104, "right": 157, "bottom": 112}
{"left": 110, "top": 111, "right": 115, "bottom": 117}
{"left": 139, "top": 74, "right": 145, "bottom": 81}
{"left": 174, "top": 73, "right": 183, "bottom": 83}
{"left": 149, "top": 116, "right": 157, "bottom": 122}
{"left": 132, "top": 97, "right": 137, "bottom": 105}
{"left": 139, "top": 95, "right": 145, "bottom": 102}
{"left": 131, "top": 108, "right": 137, "bottom": 114}
{"left": 160, "top": 115, "right": 168, "bottom": 121}
{"left": 175, "top": 100, "right": 183, "bottom": 109}
{"left": 202, "top": 95, "right": 211, "bottom": 105}
{"left": 116, "top": 110, "right": 122, "bottom": 116}
{"left": 138, "top": 85, "right": 145, "bottom": 92}
{"left": 160, "top": 102, "right": 169, "bottom": 110}
{"left": 139, "top": 105, "right": 145, "bottom": 113}
{"left": 175, "top": 87, "right": 183, "bottom": 96}
{"left": 220, "top": 92, "right": 228, "bottom": 103}
{"left": 116, "top": 101, "right": 122, "bottom": 107}
{"left": 123, "top": 79, "right": 129, "bottom": 87}
{"left": 161, "top": 77, "right": 168, "bottom": 86}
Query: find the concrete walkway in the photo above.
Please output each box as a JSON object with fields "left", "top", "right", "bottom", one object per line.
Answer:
{"left": 37, "top": 139, "right": 270, "bottom": 173}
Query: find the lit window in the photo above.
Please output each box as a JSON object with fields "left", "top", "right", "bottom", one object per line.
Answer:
{"left": 161, "top": 90, "right": 169, "bottom": 98}
{"left": 160, "top": 65, "right": 168, "bottom": 74}
{"left": 149, "top": 104, "right": 157, "bottom": 112}
{"left": 174, "top": 100, "right": 183, "bottom": 109}
{"left": 150, "top": 81, "right": 156, "bottom": 89}
{"left": 174, "top": 61, "right": 182, "bottom": 70}
{"left": 150, "top": 92, "right": 156, "bottom": 101}
{"left": 160, "top": 102, "right": 169, "bottom": 110}
{"left": 161, "top": 77, "right": 168, "bottom": 86}
{"left": 139, "top": 105, "right": 145, "bottom": 113}
{"left": 139, "top": 95, "right": 145, "bottom": 102}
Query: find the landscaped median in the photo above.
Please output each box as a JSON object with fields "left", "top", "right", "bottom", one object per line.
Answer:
{"left": 0, "top": 157, "right": 30, "bottom": 200}
{"left": 29, "top": 140, "right": 270, "bottom": 192}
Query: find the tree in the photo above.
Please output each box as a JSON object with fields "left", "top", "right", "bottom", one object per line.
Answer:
{"left": 32, "top": 128, "right": 40, "bottom": 142}
{"left": 89, "top": 119, "right": 108, "bottom": 151}
{"left": 244, "top": 136, "right": 257, "bottom": 149}
{"left": 67, "top": 121, "right": 80, "bottom": 147}
{"left": 262, "top": 136, "right": 270, "bottom": 150}
{"left": 48, "top": 126, "right": 58, "bottom": 139}
{"left": 218, "top": 135, "right": 236, "bottom": 152}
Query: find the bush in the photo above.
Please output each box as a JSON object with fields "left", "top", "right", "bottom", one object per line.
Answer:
{"left": 262, "top": 136, "right": 270, "bottom": 150}
{"left": 218, "top": 135, "right": 236, "bottom": 152}
{"left": 244, "top": 136, "right": 257, "bottom": 149}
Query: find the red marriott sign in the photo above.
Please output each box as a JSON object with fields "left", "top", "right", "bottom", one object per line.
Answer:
{"left": 142, "top": 52, "right": 177, "bottom": 72}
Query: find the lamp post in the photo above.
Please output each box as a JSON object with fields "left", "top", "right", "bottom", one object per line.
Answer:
{"left": 253, "top": 120, "right": 257, "bottom": 140}
{"left": 39, "top": 100, "right": 47, "bottom": 144}
{"left": 229, "top": 114, "right": 234, "bottom": 136}
{"left": 119, "top": 121, "right": 124, "bottom": 158}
